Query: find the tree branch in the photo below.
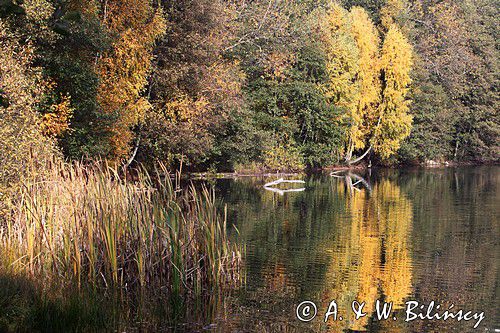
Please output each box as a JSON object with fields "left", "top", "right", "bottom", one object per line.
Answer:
{"left": 348, "top": 146, "right": 372, "bottom": 165}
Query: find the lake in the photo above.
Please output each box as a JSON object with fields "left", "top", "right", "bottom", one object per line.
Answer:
{"left": 201, "top": 166, "right": 499, "bottom": 332}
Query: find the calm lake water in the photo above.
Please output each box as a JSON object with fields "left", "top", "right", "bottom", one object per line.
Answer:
{"left": 203, "top": 167, "right": 499, "bottom": 332}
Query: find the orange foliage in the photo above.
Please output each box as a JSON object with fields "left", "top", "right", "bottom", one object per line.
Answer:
{"left": 94, "top": 0, "right": 166, "bottom": 158}
{"left": 41, "top": 94, "right": 73, "bottom": 137}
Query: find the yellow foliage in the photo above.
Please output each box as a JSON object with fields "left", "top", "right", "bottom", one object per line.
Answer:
{"left": 163, "top": 96, "right": 210, "bottom": 124}
{"left": 316, "top": 3, "right": 413, "bottom": 162}
{"left": 348, "top": 7, "right": 381, "bottom": 153}
{"left": 372, "top": 25, "right": 413, "bottom": 159}
{"left": 318, "top": 2, "right": 360, "bottom": 122}
{"left": 22, "top": 0, "right": 54, "bottom": 28}
{"left": 318, "top": 4, "right": 382, "bottom": 160}
{"left": 263, "top": 139, "right": 305, "bottom": 172}
{"left": 380, "top": 0, "right": 406, "bottom": 32}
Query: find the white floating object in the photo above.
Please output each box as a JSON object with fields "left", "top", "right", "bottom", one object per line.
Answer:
{"left": 263, "top": 178, "right": 306, "bottom": 195}
{"left": 263, "top": 186, "right": 306, "bottom": 196}
{"left": 264, "top": 178, "right": 305, "bottom": 187}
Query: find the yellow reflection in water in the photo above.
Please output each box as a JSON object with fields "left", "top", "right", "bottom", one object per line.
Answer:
{"left": 324, "top": 178, "right": 413, "bottom": 332}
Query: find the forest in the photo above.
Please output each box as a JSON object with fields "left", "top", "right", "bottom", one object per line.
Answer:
{"left": 1, "top": 0, "right": 498, "bottom": 177}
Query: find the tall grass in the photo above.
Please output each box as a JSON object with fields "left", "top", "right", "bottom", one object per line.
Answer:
{"left": 0, "top": 160, "right": 242, "bottom": 298}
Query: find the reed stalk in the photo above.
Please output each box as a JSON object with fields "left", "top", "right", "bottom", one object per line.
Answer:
{"left": 0, "top": 161, "right": 243, "bottom": 298}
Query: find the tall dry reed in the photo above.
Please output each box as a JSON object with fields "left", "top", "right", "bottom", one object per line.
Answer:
{"left": 0, "top": 161, "right": 242, "bottom": 297}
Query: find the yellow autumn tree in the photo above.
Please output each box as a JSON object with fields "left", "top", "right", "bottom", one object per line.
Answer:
{"left": 317, "top": 3, "right": 412, "bottom": 164}
{"left": 95, "top": 0, "right": 166, "bottom": 159}
{"left": 380, "top": 0, "right": 412, "bottom": 35}
{"left": 318, "top": 2, "right": 360, "bottom": 127}
{"left": 371, "top": 25, "right": 413, "bottom": 160}
{"left": 345, "top": 7, "right": 381, "bottom": 161}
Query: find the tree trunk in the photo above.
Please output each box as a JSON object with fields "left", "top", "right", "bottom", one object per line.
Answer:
{"left": 347, "top": 146, "right": 372, "bottom": 165}
{"left": 453, "top": 140, "right": 459, "bottom": 160}
{"left": 344, "top": 139, "right": 354, "bottom": 162}
{"left": 126, "top": 136, "right": 140, "bottom": 168}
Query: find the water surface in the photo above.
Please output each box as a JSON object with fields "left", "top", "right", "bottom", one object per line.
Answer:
{"left": 210, "top": 167, "right": 499, "bottom": 332}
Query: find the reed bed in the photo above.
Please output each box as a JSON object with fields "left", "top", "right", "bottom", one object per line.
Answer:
{"left": 0, "top": 161, "right": 243, "bottom": 297}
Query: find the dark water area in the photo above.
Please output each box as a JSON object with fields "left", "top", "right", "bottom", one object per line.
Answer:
{"left": 205, "top": 166, "right": 499, "bottom": 332}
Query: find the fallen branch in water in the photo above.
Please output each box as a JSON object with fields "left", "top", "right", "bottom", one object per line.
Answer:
{"left": 263, "top": 178, "right": 306, "bottom": 195}
{"left": 330, "top": 171, "right": 372, "bottom": 193}
{"left": 263, "top": 186, "right": 306, "bottom": 195}
{"left": 264, "top": 178, "right": 305, "bottom": 187}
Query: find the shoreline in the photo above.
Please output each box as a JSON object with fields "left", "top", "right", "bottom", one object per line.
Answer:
{"left": 190, "top": 161, "right": 498, "bottom": 179}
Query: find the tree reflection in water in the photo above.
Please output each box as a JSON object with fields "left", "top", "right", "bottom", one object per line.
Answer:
{"left": 215, "top": 167, "right": 498, "bottom": 332}
{"left": 322, "top": 174, "right": 413, "bottom": 332}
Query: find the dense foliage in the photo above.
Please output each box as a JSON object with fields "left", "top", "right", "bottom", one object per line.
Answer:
{"left": 1, "top": 0, "right": 498, "bottom": 173}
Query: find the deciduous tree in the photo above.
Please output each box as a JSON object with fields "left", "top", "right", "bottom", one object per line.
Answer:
{"left": 318, "top": 3, "right": 412, "bottom": 164}
{"left": 372, "top": 25, "right": 413, "bottom": 160}
{"left": 0, "top": 22, "right": 56, "bottom": 215}
{"left": 95, "top": 0, "right": 165, "bottom": 159}
{"left": 346, "top": 7, "right": 381, "bottom": 160}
